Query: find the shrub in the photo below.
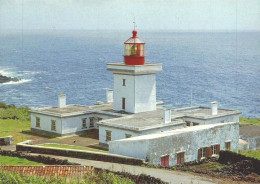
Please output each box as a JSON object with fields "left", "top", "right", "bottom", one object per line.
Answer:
{"left": 0, "top": 102, "right": 30, "bottom": 121}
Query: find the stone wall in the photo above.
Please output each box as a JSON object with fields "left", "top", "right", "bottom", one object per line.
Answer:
{"left": 16, "top": 142, "right": 143, "bottom": 166}
{"left": 219, "top": 150, "right": 260, "bottom": 175}
{"left": 0, "top": 150, "right": 78, "bottom": 165}
{"left": 0, "top": 136, "right": 14, "bottom": 146}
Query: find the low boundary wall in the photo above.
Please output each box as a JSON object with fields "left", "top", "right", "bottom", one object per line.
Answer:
{"left": 16, "top": 141, "right": 143, "bottom": 166}
{"left": 0, "top": 136, "right": 14, "bottom": 146}
{"left": 219, "top": 150, "right": 260, "bottom": 175}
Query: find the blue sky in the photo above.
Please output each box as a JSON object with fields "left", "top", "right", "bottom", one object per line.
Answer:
{"left": 0, "top": 0, "right": 259, "bottom": 31}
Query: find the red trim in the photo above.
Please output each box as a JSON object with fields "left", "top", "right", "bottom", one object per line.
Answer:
{"left": 124, "top": 56, "right": 145, "bottom": 65}
{"left": 124, "top": 42, "right": 145, "bottom": 44}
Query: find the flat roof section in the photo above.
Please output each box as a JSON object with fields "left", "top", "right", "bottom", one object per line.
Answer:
{"left": 239, "top": 124, "right": 260, "bottom": 138}
{"left": 98, "top": 108, "right": 185, "bottom": 132}
{"left": 172, "top": 106, "right": 241, "bottom": 120}
{"left": 30, "top": 103, "right": 115, "bottom": 117}
{"left": 112, "top": 122, "right": 239, "bottom": 141}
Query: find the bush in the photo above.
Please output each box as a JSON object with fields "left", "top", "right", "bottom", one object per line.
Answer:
{"left": 0, "top": 102, "right": 30, "bottom": 121}
{"left": 0, "top": 169, "right": 135, "bottom": 184}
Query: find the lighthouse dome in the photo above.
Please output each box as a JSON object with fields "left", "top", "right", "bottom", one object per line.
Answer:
{"left": 124, "top": 30, "right": 145, "bottom": 44}
{"left": 124, "top": 30, "right": 145, "bottom": 65}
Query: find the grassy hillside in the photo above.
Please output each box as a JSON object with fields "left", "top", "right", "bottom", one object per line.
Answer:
{"left": 0, "top": 155, "right": 43, "bottom": 166}
{"left": 240, "top": 117, "right": 260, "bottom": 126}
{"left": 0, "top": 119, "right": 31, "bottom": 144}
{"left": 240, "top": 150, "right": 260, "bottom": 160}
{"left": 39, "top": 143, "right": 108, "bottom": 153}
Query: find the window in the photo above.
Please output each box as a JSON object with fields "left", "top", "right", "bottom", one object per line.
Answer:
{"left": 177, "top": 152, "right": 185, "bottom": 165}
{"left": 201, "top": 147, "right": 207, "bottom": 158}
{"left": 89, "top": 117, "right": 95, "bottom": 128}
{"left": 122, "top": 79, "right": 126, "bottom": 86}
{"left": 106, "top": 130, "right": 111, "bottom": 142}
{"left": 125, "top": 134, "right": 132, "bottom": 138}
{"left": 199, "top": 147, "right": 212, "bottom": 160}
{"left": 122, "top": 98, "right": 125, "bottom": 110}
{"left": 186, "top": 121, "right": 191, "bottom": 126}
{"left": 82, "top": 118, "right": 87, "bottom": 128}
{"left": 212, "top": 145, "right": 217, "bottom": 155}
{"left": 161, "top": 155, "right": 169, "bottom": 167}
{"left": 36, "top": 117, "right": 40, "bottom": 128}
{"left": 212, "top": 144, "right": 220, "bottom": 155}
{"left": 51, "top": 120, "right": 56, "bottom": 131}
{"left": 225, "top": 142, "right": 231, "bottom": 151}
{"left": 193, "top": 122, "right": 199, "bottom": 126}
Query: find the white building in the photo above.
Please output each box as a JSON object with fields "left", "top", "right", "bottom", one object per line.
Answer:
{"left": 31, "top": 29, "right": 241, "bottom": 166}
{"left": 109, "top": 122, "right": 239, "bottom": 166}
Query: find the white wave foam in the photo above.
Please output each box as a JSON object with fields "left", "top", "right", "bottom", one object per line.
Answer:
{"left": 0, "top": 79, "right": 32, "bottom": 85}
{"left": 0, "top": 69, "right": 15, "bottom": 77}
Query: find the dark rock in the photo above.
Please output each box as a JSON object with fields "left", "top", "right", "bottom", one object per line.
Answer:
{"left": 221, "top": 160, "right": 254, "bottom": 176}
{"left": 0, "top": 73, "right": 20, "bottom": 84}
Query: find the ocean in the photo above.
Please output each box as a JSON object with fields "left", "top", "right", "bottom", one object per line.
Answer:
{"left": 0, "top": 30, "right": 259, "bottom": 117}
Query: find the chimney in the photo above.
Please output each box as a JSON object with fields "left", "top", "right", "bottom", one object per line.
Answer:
{"left": 163, "top": 109, "right": 172, "bottom": 124}
{"left": 106, "top": 89, "right": 113, "bottom": 103}
{"left": 211, "top": 101, "right": 218, "bottom": 115}
{"left": 58, "top": 92, "right": 66, "bottom": 108}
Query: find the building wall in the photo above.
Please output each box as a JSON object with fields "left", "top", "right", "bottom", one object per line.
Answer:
{"left": 99, "top": 125, "right": 139, "bottom": 145}
{"left": 99, "top": 123, "right": 185, "bottom": 144}
{"left": 134, "top": 74, "right": 156, "bottom": 113}
{"left": 31, "top": 113, "right": 115, "bottom": 135}
{"left": 113, "top": 74, "right": 135, "bottom": 112}
{"left": 31, "top": 113, "right": 62, "bottom": 134}
{"left": 109, "top": 122, "right": 239, "bottom": 166}
{"left": 113, "top": 74, "right": 156, "bottom": 113}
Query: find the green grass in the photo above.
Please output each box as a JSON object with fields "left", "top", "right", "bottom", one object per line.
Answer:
{"left": 0, "top": 170, "right": 135, "bottom": 184}
{"left": 240, "top": 150, "right": 260, "bottom": 160}
{"left": 0, "top": 119, "right": 31, "bottom": 144}
{"left": 0, "top": 155, "right": 43, "bottom": 166}
{"left": 240, "top": 117, "right": 260, "bottom": 126}
{"left": 188, "top": 162, "right": 225, "bottom": 172}
{"left": 39, "top": 143, "right": 108, "bottom": 154}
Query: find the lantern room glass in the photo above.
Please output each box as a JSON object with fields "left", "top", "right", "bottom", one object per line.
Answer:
{"left": 125, "top": 44, "right": 145, "bottom": 56}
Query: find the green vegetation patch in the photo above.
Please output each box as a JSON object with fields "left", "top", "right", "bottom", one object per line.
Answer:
{"left": 188, "top": 162, "right": 225, "bottom": 172}
{"left": 240, "top": 117, "right": 260, "bottom": 126}
{"left": 0, "top": 170, "right": 134, "bottom": 184}
{"left": 240, "top": 150, "right": 260, "bottom": 160}
{"left": 0, "top": 155, "right": 43, "bottom": 166}
{"left": 0, "top": 119, "right": 31, "bottom": 144}
{"left": 39, "top": 143, "right": 108, "bottom": 154}
{"left": 0, "top": 102, "right": 30, "bottom": 121}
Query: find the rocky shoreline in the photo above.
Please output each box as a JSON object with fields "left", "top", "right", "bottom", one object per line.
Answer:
{"left": 0, "top": 73, "right": 20, "bottom": 83}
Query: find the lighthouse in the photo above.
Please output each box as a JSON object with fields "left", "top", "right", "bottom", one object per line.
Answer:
{"left": 107, "top": 30, "right": 162, "bottom": 113}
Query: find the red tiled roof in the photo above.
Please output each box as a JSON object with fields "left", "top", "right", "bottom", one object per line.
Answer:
{"left": 0, "top": 165, "right": 94, "bottom": 177}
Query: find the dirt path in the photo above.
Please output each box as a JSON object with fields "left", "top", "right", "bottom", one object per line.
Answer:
{"left": 29, "top": 153, "right": 217, "bottom": 184}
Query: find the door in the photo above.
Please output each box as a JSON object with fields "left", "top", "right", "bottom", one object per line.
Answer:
{"left": 161, "top": 155, "right": 169, "bottom": 166}
{"left": 177, "top": 152, "right": 185, "bottom": 165}
{"left": 122, "top": 98, "right": 125, "bottom": 110}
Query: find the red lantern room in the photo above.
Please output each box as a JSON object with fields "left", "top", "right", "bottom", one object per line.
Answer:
{"left": 124, "top": 30, "right": 145, "bottom": 65}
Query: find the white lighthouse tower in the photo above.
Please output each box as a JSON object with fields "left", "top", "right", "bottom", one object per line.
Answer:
{"left": 107, "top": 29, "right": 162, "bottom": 113}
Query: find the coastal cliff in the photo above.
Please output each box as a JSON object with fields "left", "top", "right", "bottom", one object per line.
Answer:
{"left": 0, "top": 73, "right": 20, "bottom": 83}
